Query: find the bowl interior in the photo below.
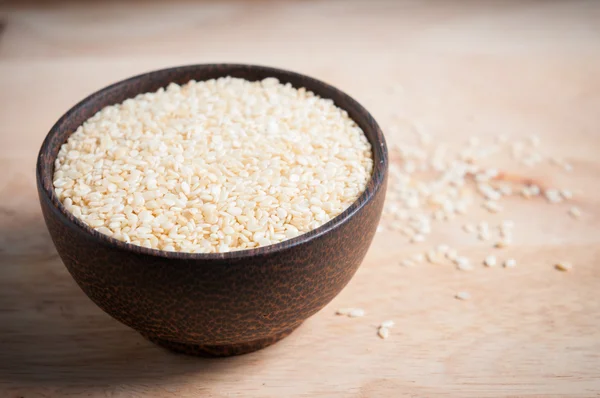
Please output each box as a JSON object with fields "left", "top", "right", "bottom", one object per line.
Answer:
{"left": 37, "top": 64, "right": 387, "bottom": 259}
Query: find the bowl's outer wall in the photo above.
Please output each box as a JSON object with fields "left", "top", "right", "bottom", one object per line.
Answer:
{"left": 37, "top": 64, "right": 388, "bottom": 346}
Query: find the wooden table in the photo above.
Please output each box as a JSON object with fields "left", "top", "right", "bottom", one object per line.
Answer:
{"left": 1, "top": 1, "right": 599, "bottom": 396}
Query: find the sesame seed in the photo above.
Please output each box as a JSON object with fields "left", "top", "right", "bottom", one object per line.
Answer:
{"left": 501, "top": 220, "right": 515, "bottom": 229}
{"left": 529, "top": 135, "right": 541, "bottom": 147}
{"left": 378, "top": 327, "right": 390, "bottom": 339}
{"left": 436, "top": 244, "right": 450, "bottom": 254}
{"left": 455, "top": 291, "right": 471, "bottom": 300}
{"left": 380, "top": 320, "right": 395, "bottom": 328}
{"left": 561, "top": 189, "right": 573, "bottom": 200}
{"left": 445, "top": 248, "right": 459, "bottom": 261}
{"left": 483, "top": 200, "right": 502, "bottom": 213}
{"left": 555, "top": 262, "right": 573, "bottom": 272}
{"left": 348, "top": 308, "right": 365, "bottom": 318}
{"left": 568, "top": 206, "right": 582, "bottom": 219}
{"left": 400, "top": 259, "right": 415, "bottom": 267}
{"left": 478, "top": 229, "right": 491, "bottom": 241}
{"left": 412, "top": 253, "right": 425, "bottom": 263}
{"left": 335, "top": 308, "right": 353, "bottom": 316}
{"left": 463, "top": 223, "right": 476, "bottom": 233}
{"left": 484, "top": 255, "right": 497, "bottom": 267}
{"left": 455, "top": 256, "right": 473, "bottom": 271}
{"left": 411, "top": 234, "right": 426, "bottom": 243}
{"left": 504, "top": 258, "right": 517, "bottom": 268}
{"left": 426, "top": 250, "right": 441, "bottom": 264}
{"left": 545, "top": 189, "right": 563, "bottom": 204}
{"left": 494, "top": 238, "right": 511, "bottom": 249}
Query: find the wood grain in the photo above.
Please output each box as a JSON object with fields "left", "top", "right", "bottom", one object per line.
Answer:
{"left": 1, "top": 1, "right": 599, "bottom": 397}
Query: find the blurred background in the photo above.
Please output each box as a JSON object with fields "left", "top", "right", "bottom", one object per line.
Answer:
{"left": 1, "top": 1, "right": 600, "bottom": 397}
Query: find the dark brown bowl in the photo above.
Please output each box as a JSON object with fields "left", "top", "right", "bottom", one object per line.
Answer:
{"left": 36, "top": 64, "right": 388, "bottom": 357}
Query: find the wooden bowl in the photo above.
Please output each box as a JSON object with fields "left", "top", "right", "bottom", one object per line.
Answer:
{"left": 36, "top": 64, "right": 388, "bottom": 357}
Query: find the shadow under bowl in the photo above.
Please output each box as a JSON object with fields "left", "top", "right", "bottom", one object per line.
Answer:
{"left": 36, "top": 64, "right": 388, "bottom": 357}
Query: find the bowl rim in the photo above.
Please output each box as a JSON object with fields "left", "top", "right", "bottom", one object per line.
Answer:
{"left": 37, "top": 63, "right": 387, "bottom": 260}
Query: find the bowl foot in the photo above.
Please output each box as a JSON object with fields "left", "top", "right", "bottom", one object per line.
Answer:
{"left": 144, "top": 326, "right": 299, "bottom": 357}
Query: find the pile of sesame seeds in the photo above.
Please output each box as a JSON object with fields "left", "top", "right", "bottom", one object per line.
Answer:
{"left": 53, "top": 77, "right": 373, "bottom": 253}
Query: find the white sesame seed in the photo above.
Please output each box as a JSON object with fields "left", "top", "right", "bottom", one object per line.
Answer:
{"left": 445, "top": 248, "right": 458, "bottom": 261}
{"left": 412, "top": 253, "right": 425, "bottom": 263}
{"left": 494, "top": 238, "right": 511, "bottom": 249}
{"left": 501, "top": 220, "right": 515, "bottom": 229}
{"left": 378, "top": 327, "right": 390, "bottom": 339}
{"left": 564, "top": 163, "right": 573, "bottom": 172}
{"left": 483, "top": 255, "right": 497, "bottom": 267}
{"left": 426, "top": 250, "right": 441, "bottom": 264}
{"left": 411, "top": 234, "right": 426, "bottom": 243}
{"left": 335, "top": 308, "right": 353, "bottom": 316}
{"left": 455, "top": 291, "right": 471, "bottom": 300}
{"left": 504, "top": 258, "right": 517, "bottom": 268}
{"left": 463, "top": 223, "right": 476, "bottom": 234}
{"left": 380, "top": 320, "right": 395, "bottom": 328}
{"left": 545, "top": 189, "right": 563, "bottom": 204}
{"left": 400, "top": 259, "right": 415, "bottom": 267}
{"left": 348, "top": 308, "right": 366, "bottom": 318}
{"left": 528, "top": 134, "right": 540, "bottom": 147}
{"left": 498, "top": 185, "right": 513, "bottom": 196}
{"left": 455, "top": 256, "right": 473, "bottom": 271}
{"left": 496, "top": 134, "right": 508, "bottom": 144}
{"left": 478, "top": 229, "right": 491, "bottom": 241}
{"left": 483, "top": 200, "right": 502, "bottom": 213}
{"left": 561, "top": 189, "right": 573, "bottom": 200}
{"left": 436, "top": 244, "right": 450, "bottom": 254}
{"left": 555, "top": 262, "right": 573, "bottom": 272}
{"left": 568, "top": 206, "right": 582, "bottom": 219}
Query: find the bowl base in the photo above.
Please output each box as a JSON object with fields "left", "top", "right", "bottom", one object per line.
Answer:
{"left": 144, "top": 326, "right": 299, "bottom": 357}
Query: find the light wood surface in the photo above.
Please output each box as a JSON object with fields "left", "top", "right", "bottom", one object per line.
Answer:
{"left": 1, "top": 1, "right": 600, "bottom": 397}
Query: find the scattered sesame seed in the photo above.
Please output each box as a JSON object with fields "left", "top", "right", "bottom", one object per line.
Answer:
{"left": 561, "top": 189, "right": 573, "bottom": 200}
{"left": 478, "top": 229, "right": 491, "bottom": 241}
{"left": 496, "top": 134, "right": 508, "bottom": 144}
{"left": 499, "top": 185, "right": 513, "bottom": 196}
{"left": 529, "top": 135, "right": 541, "bottom": 148}
{"left": 380, "top": 320, "right": 395, "bottom": 328}
{"left": 378, "top": 327, "right": 390, "bottom": 339}
{"left": 426, "top": 250, "right": 441, "bottom": 264}
{"left": 545, "top": 189, "right": 563, "bottom": 204}
{"left": 555, "top": 262, "right": 573, "bottom": 272}
{"left": 400, "top": 259, "right": 415, "bottom": 267}
{"left": 445, "top": 248, "right": 459, "bottom": 261}
{"left": 335, "top": 308, "right": 353, "bottom": 316}
{"left": 568, "top": 206, "right": 582, "bottom": 219}
{"left": 521, "top": 187, "right": 533, "bottom": 199}
{"left": 563, "top": 163, "right": 573, "bottom": 172}
{"left": 376, "top": 226, "right": 384, "bottom": 233}
{"left": 455, "top": 256, "right": 473, "bottom": 271}
{"left": 504, "top": 258, "right": 517, "bottom": 268}
{"left": 483, "top": 200, "right": 502, "bottom": 213}
{"left": 412, "top": 253, "right": 425, "bottom": 262}
{"left": 501, "top": 220, "right": 515, "bottom": 229}
{"left": 494, "top": 238, "right": 511, "bottom": 249}
{"left": 463, "top": 223, "right": 476, "bottom": 233}
{"left": 411, "top": 234, "right": 426, "bottom": 243}
{"left": 436, "top": 244, "right": 450, "bottom": 254}
{"left": 484, "top": 255, "right": 497, "bottom": 267}
{"left": 348, "top": 308, "right": 366, "bottom": 318}
{"left": 455, "top": 291, "right": 471, "bottom": 300}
